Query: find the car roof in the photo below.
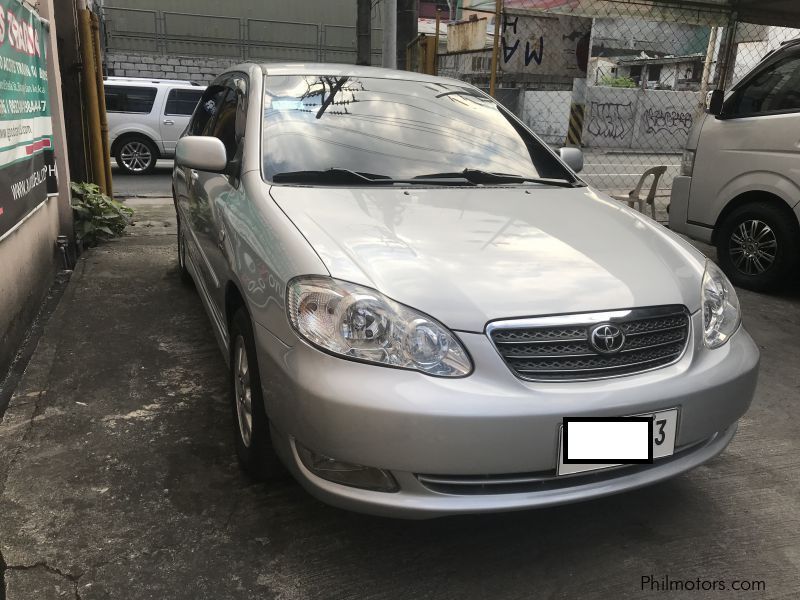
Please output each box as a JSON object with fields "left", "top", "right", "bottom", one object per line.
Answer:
{"left": 104, "top": 77, "right": 205, "bottom": 88}
{"left": 222, "top": 62, "right": 473, "bottom": 88}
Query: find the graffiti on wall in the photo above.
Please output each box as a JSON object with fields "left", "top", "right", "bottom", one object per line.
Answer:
{"left": 587, "top": 101, "right": 633, "bottom": 140}
{"left": 581, "top": 88, "right": 701, "bottom": 151}
{"left": 502, "top": 16, "right": 544, "bottom": 67}
{"left": 642, "top": 107, "right": 694, "bottom": 136}
{"left": 500, "top": 12, "right": 591, "bottom": 76}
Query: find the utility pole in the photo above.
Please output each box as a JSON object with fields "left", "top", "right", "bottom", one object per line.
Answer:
{"left": 382, "top": 0, "right": 397, "bottom": 68}
{"left": 489, "top": 0, "right": 502, "bottom": 97}
{"left": 356, "top": 0, "right": 372, "bottom": 66}
{"left": 396, "top": 0, "right": 417, "bottom": 70}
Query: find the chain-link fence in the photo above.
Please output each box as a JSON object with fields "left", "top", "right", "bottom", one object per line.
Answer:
{"left": 430, "top": 1, "right": 800, "bottom": 223}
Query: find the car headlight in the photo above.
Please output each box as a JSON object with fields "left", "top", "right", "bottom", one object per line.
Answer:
{"left": 701, "top": 261, "right": 741, "bottom": 348}
{"left": 286, "top": 276, "right": 472, "bottom": 376}
{"left": 680, "top": 149, "right": 695, "bottom": 176}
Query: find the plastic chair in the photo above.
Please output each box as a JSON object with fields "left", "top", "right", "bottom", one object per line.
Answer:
{"left": 622, "top": 166, "right": 668, "bottom": 219}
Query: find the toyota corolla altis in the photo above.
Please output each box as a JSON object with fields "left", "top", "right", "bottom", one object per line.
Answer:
{"left": 172, "top": 64, "right": 759, "bottom": 518}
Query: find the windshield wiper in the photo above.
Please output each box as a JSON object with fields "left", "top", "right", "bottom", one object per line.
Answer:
{"left": 415, "top": 169, "right": 581, "bottom": 187}
{"left": 272, "top": 168, "right": 477, "bottom": 186}
{"left": 272, "top": 168, "right": 395, "bottom": 185}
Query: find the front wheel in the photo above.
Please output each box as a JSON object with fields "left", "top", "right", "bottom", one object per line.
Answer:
{"left": 716, "top": 202, "right": 799, "bottom": 292}
{"left": 229, "top": 308, "right": 285, "bottom": 481}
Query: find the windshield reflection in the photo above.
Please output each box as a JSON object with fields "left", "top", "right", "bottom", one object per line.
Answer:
{"left": 262, "top": 75, "right": 569, "bottom": 184}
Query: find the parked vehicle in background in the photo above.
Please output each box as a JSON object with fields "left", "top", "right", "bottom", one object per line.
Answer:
{"left": 670, "top": 38, "right": 800, "bottom": 291}
{"left": 172, "top": 63, "right": 758, "bottom": 518}
{"left": 105, "top": 77, "right": 205, "bottom": 175}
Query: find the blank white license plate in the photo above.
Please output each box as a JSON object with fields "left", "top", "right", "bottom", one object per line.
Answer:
{"left": 557, "top": 408, "right": 679, "bottom": 476}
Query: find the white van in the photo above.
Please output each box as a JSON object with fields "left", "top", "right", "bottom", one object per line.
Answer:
{"left": 105, "top": 77, "right": 205, "bottom": 175}
{"left": 669, "top": 39, "right": 800, "bottom": 291}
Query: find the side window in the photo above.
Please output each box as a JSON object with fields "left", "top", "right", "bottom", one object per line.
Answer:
{"left": 727, "top": 54, "right": 800, "bottom": 117}
{"left": 208, "top": 75, "right": 248, "bottom": 162}
{"left": 165, "top": 88, "right": 204, "bottom": 116}
{"left": 104, "top": 86, "right": 124, "bottom": 112}
{"left": 188, "top": 87, "right": 227, "bottom": 136}
{"left": 104, "top": 86, "right": 157, "bottom": 113}
{"left": 210, "top": 88, "right": 239, "bottom": 160}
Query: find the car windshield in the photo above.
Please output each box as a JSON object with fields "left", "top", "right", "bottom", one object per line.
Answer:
{"left": 261, "top": 74, "right": 574, "bottom": 185}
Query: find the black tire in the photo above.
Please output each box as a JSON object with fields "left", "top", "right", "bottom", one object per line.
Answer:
{"left": 229, "top": 308, "right": 285, "bottom": 481}
{"left": 115, "top": 136, "right": 158, "bottom": 175}
{"left": 716, "top": 202, "right": 800, "bottom": 292}
{"left": 176, "top": 215, "right": 193, "bottom": 285}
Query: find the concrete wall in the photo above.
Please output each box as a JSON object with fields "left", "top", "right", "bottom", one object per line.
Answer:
{"left": 521, "top": 90, "right": 571, "bottom": 145}
{"left": 447, "top": 17, "right": 487, "bottom": 52}
{"left": 1, "top": 0, "right": 70, "bottom": 378}
{"left": 105, "top": 52, "right": 238, "bottom": 84}
{"left": 583, "top": 87, "right": 700, "bottom": 151}
{"left": 0, "top": 199, "right": 61, "bottom": 372}
{"left": 521, "top": 86, "right": 700, "bottom": 151}
{"left": 104, "top": 0, "right": 362, "bottom": 25}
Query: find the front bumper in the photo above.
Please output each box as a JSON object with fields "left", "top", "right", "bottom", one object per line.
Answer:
{"left": 273, "top": 423, "right": 738, "bottom": 518}
{"left": 255, "top": 311, "right": 759, "bottom": 518}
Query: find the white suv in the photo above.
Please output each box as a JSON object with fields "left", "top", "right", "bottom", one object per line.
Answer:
{"left": 105, "top": 77, "right": 205, "bottom": 175}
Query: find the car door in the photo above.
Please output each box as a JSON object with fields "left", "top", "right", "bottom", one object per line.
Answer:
{"left": 190, "top": 75, "right": 249, "bottom": 338}
{"left": 160, "top": 87, "right": 205, "bottom": 157}
{"left": 689, "top": 50, "right": 800, "bottom": 225}
{"left": 176, "top": 85, "right": 228, "bottom": 305}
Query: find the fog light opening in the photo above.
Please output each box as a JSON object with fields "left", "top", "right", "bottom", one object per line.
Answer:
{"left": 295, "top": 441, "right": 399, "bottom": 493}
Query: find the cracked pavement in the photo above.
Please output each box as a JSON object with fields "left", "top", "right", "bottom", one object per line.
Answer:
{"left": 0, "top": 198, "right": 799, "bottom": 599}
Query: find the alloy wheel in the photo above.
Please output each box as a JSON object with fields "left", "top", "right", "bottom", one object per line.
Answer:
{"left": 233, "top": 335, "right": 253, "bottom": 448}
{"left": 119, "top": 141, "right": 153, "bottom": 173}
{"left": 729, "top": 219, "right": 778, "bottom": 275}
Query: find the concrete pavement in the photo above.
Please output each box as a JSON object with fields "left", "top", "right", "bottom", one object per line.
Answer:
{"left": 111, "top": 161, "right": 174, "bottom": 198}
{"left": 0, "top": 198, "right": 798, "bottom": 599}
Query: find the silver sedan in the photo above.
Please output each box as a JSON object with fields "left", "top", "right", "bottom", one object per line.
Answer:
{"left": 172, "top": 63, "right": 759, "bottom": 518}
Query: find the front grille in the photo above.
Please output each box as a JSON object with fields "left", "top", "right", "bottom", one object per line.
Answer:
{"left": 489, "top": 306, "right": 690, "bottom": 381}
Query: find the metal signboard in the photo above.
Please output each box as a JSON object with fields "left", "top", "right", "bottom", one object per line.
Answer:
{"left": 0, "top": 0, "right": 56, "bottom": 239}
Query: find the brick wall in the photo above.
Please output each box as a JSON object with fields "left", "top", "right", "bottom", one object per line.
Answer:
{"left": 105, "top": 52, "right": 239, "bottom": 84}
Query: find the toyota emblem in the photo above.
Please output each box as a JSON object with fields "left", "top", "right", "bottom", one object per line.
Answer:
{"left": 590, "top": 323, "right": 625, "bottom": 354}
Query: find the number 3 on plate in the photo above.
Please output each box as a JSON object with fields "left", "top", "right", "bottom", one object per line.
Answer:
{"left": 654, "top": 418, "right": 667, "bottom": 446}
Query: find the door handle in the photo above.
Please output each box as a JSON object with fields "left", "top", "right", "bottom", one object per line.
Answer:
{"left": 163, "top": 119, "right": 175, "bottom": 125}
{"left": 190, "top": 169, "right": 199, "bottom": 181}
{"left": 218, "top": 229, "right": 226, "bottom": 250}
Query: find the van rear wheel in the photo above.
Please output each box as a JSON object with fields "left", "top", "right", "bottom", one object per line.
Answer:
{"left": 716, "top": 203, "right": 799, "bottom": 292}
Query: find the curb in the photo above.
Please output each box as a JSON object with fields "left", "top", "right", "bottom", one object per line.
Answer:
{"left": 0, "top": 257, "right": 87, "bottom": 434}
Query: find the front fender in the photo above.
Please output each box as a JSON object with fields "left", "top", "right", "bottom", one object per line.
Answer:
{"left": 716, "top": 170, "right": 800, "bottom": 219}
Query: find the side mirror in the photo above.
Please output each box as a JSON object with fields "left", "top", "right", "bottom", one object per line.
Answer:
{"left": 559, "top": 147, "right": 584, "bottom": 173}
{"left": 705, "top": 89, "right": 724, "bottom": 116}
{"left": 175, "top": 136, "right": 227, "bottom": 172}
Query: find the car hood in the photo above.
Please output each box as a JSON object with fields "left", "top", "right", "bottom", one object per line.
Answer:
{"left": 269, "top": 185, "right": 706, "bottom": 332}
